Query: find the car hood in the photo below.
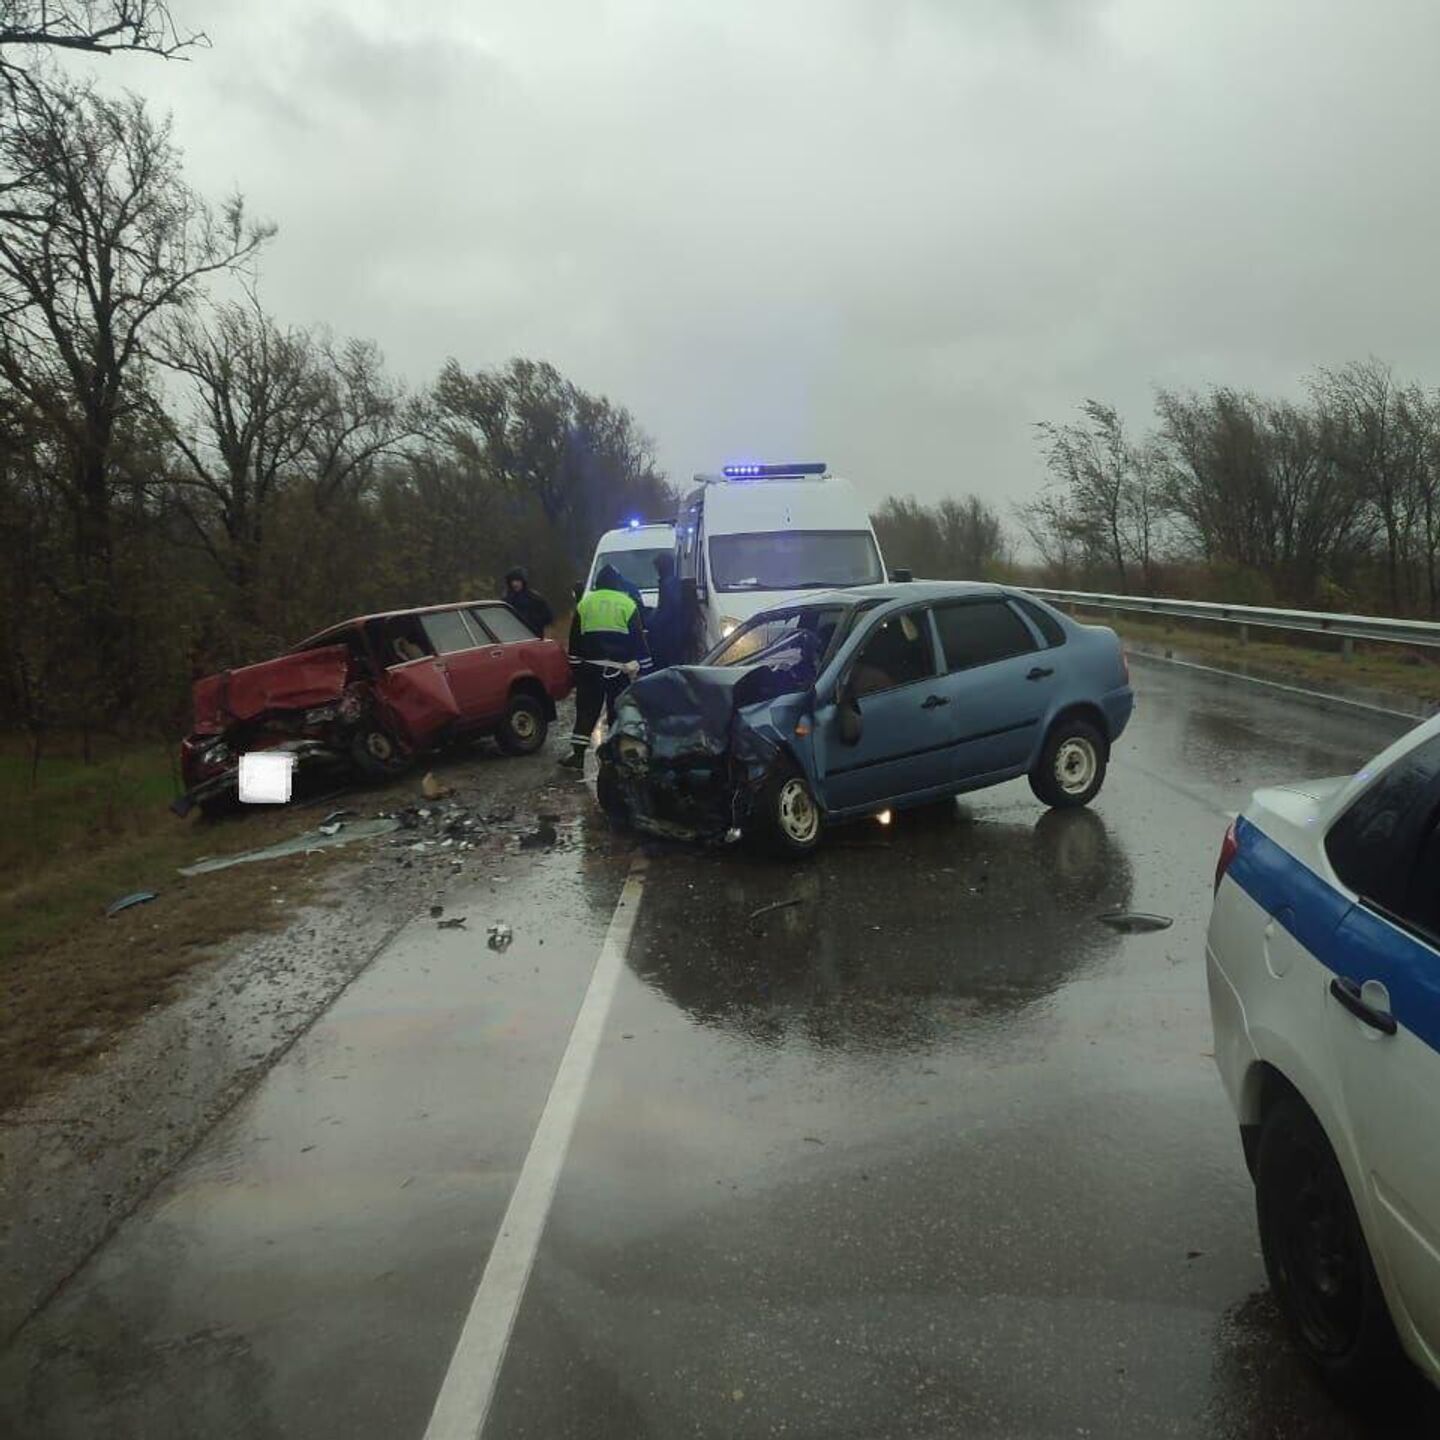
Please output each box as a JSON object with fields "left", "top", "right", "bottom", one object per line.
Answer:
{"left": 611, "top": 636, "right": 821, "bottom": 766}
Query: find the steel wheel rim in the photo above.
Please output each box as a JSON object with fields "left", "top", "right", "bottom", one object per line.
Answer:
{"left": 1055, "top": 737, "right": 1098, "bottom": 796}
{"left": 777, "top": 778, "right": 819, "bottom": 844}
{"left": 365, "top": 732, "right": 395, "bottom": 761}
{"left": 511, "top": 708, "right": 538, "bottom": 741}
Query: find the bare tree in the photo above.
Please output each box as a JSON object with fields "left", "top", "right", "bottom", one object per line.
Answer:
{"left": 1032, "top": 401, "right": 1157, "bottom": 590}
{"left": 0, "top": 78, "right": 271, "bottom": 707}
{"left": 0, "top": 1, "right": 200, "bottom": 66}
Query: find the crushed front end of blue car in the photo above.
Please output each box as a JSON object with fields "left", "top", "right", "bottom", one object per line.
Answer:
{"left": 598, "top": 635, "right": 819, "bottom": 843}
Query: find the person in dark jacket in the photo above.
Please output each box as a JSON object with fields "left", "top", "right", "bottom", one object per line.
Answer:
{"left": 501, "top": 566, "right": 554, "bottom": 637}
{"left": 560, "top": 562, "right": 651, "bottom": 770}
{"left": 647, "top": 552, "right": 687, "bottom": 670}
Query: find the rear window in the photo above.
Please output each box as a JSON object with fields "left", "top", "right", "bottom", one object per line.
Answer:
{"left": 1326, "top": 735, "right": 1440, "bottom": 911}
{"left": 934, "top": 600, "right": 1036, "bottom": 671}
{"left": 475, "top": 605, "right": 536, "bottom": 644}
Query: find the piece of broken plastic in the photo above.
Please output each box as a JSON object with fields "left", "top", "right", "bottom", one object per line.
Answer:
{"left": 487, "top": 922, "right": 513, "bottom": 951}
{"left": 106, "top": 890, "right": 158, "bottom": 917}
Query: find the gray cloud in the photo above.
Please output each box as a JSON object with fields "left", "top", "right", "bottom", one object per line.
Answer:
{"left": 112, "top": 0, "right": 1440, "bottom": 513}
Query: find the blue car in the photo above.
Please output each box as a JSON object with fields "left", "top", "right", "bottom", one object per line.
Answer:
{"left": 596, "top": 581, "right": 1134, "bottom": 855}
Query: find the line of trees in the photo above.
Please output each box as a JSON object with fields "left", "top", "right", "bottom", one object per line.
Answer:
{"left": 871, "top": 494, "right": 1008, "bottom": 581}
{"left": 1021, "top": 363, "right": 1440, "bottom": 616}
{"left": 0, "top": 8, "right": 672, "bottom": 752}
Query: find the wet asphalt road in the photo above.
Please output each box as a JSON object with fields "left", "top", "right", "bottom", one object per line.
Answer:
{"left": 4, "top": 657, "right": 1440, "bottom": 1438}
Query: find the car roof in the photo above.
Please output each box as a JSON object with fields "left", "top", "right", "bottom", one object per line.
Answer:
{"left": 294, "top": 600, "right": 510, "bottom": 650}
{"left": 764, "top": 579, "right": 1007, "bottom": 609}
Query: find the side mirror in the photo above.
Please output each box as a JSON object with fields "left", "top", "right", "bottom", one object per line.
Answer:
{"left": 889, "top": 567, "right": 914, "bottom": 583}
{"left": 838, "top": 693, "right": 863, "bottom": 746}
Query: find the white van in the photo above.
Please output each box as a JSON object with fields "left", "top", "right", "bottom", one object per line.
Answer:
{"left": 585, "top": 521, "right": 677, "bottom": 609}
{"left": 676, "top": 463, "right": 889, "bottom": 654}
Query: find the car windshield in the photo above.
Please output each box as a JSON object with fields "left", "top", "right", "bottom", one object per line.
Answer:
{"left": 705, "top": 604, "right": 851, "bottom": 668}
{"left": 593, "top": 547, "right": 670, "bottom": 590}
{"left": 708, "top": 530, "right": 883, "bottom": 592}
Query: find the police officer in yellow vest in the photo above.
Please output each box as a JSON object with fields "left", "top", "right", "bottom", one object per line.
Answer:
{"left": 560, "top": 562, "right": 652, "bottom": 770}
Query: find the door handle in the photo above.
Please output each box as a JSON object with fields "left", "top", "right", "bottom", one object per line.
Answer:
{"left": 1026, "top": 666, "right": 1054, "bottom": 681}
{"left": 1329, "top": 976, "right": 1397, "bottom": 1035}
{"left": 921, "top": 694, "right": 949, "bottom": 709}
{"left": 490, "top": 649, "right": 504, "bottom": 658}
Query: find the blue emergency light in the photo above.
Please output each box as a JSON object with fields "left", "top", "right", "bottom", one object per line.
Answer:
{"left": 722, "top": 462, "right": 827, "bottom": 478}
{"left": 627, "top": 517, "right": 641, "bottom": 528}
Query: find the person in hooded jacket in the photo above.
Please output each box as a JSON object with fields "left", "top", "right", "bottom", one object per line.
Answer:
{"left": 501, "top": 566, "right": 554, "bottom": 637}
{"left": 560, "top": 562, "right": 652, "bottom": 770}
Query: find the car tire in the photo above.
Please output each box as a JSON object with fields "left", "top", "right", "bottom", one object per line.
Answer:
{"left": 1029, "top": 718, "right": 1107, "bottom": 809}
{"left": 350, "top": 725, "right": 413, "bottom": 780}
{"left": 1256, "top": 1095, "right": 1405, "bottom": 1397}
{"left": 752, "top": 760, "right": 823, "bottom": 858}
{"left": 497, "top": 693, "right": 548, "bottom": 756}
{"left": 595, "top": 761, "right": 629, "bottom": 822}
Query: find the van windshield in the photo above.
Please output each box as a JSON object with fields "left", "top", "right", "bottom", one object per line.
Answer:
{"left": 593, "top": 547, "right": 671, "bottom": 591}
{"left": 708, "top": 530, "right": 883, "bottom": 592}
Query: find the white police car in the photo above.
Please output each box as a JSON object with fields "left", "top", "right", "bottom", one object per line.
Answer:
{"left": 1208, "top": 712, "right": 1440, "bottom": 1395}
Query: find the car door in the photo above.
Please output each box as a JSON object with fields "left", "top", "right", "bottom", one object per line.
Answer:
{"left": 421, "top": 608, "right": 509, "bottom": 726}
{"left": 930, "top": 598, "right": 1048, "bottom": 783}
{"left": 1323, "top": 739, "right": 1440, "bottom": 1355}
{"left": 814, "top": 605, "right": 948, "bottom": 812}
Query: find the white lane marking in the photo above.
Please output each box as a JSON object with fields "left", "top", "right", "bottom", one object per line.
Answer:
{"left": 422, "top": 860, "right": 647, "bottom": 1440}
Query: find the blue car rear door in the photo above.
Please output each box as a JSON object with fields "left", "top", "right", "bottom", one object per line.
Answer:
{"left": 931, "top": 598, "right": 1050, "bottom": 783}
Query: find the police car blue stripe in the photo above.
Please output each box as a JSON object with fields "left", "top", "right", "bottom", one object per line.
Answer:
{"left": 1229, "top": 814, "right": 1440, "bottom": 1057}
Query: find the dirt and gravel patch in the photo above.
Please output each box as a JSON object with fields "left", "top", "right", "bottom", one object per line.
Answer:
{"left": 0, "top": 727, "right": 600, "bottom": 1345}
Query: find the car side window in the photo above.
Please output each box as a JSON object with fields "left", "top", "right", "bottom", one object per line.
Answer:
{"left": 1326, "top": 735, "right": 1440, "bottom": 915}
{"left": 848, "top": 609, "right": 936, "bottom": 698}
{"left": 475, "top": 606, "right": 533, "bottom": 644}
{"left": 1014, "top": 596, "right": 1067, "bottom": 648}
{"left": 933, "top": 600, "right": 1037, "bottom": 672}
{"left": 1404, "top": 812, "right": 1440, "bottom": 941}
{"left": 422, "top": 610, "right": 479, "bottom": 655}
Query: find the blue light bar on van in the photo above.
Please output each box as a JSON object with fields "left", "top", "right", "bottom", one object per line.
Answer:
{"left": 722, "top": 462, "right": 827, "bottom": 478}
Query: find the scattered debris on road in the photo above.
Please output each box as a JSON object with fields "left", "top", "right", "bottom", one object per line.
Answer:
{"left": 437, "top": 916, "right": 468, "bottom": 930}
{"left": 518, "top": 819, "right": 559, "bottom": 850}
{"left": 1097, "top": 911, "right": 1174, "bottom": 933}
{"left": 421, "top": 772, "right": 453, "bottom": 801}
{"left": 748, "top": 897, "right": 806, "bottom": 926}
{"left": 487, "top": 922, "right": 513, "bottom": 951}
{"left": 429, "top": 904, "right": 444, "bottom": 918}
{"left": 105, "top": 891, "right": 158, "bottom": 918}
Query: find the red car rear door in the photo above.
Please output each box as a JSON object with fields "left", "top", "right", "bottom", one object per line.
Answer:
{"left": 421, "top": 609, "right": 510, "bottom": 726}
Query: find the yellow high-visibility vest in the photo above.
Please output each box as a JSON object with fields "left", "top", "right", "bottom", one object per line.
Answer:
{"left": 576, "top": 587, "right": 637, "bottom": 634}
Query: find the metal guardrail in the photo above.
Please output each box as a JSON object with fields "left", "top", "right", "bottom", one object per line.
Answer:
{"left": 1025, "top": 588, "right": 1440, "bottom": 652}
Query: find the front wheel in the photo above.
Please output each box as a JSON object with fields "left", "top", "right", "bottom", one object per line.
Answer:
{"left": 1256, "top": 1096, "right": 1404, "bottom": 1397}
{"left": 350, "top": 725, "right": 413, "bottom": 780}
{"left": 595, "top": 761, "right": 629, "bottom": 822}
{"left": 497, "top": 693, "right": 548, "bottom": 755}
{"left": 751, "top": 762, "right": 823, "bottom": 858}
{"left": 1029, "top": 718, "right": 1107, "bottom": 809}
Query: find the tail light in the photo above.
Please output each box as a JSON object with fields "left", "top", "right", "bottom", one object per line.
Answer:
{"left": 1215, "top": 818, "right": 1240, "bottom": 893}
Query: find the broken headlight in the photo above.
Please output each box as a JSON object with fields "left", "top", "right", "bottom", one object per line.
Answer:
{"left": 202, "top": 741, "right": 232, "bottom": 768}
{"left": 304, "top": 705, "right": 338, "bottom": 725}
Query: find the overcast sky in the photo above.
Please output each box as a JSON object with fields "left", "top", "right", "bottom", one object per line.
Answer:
{"left": 93, "top": 0, "right": 1440, "bottom": 514}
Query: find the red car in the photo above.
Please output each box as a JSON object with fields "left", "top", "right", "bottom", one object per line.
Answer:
{"left": 174, "top": 601, "right": 573, "bottom": 815}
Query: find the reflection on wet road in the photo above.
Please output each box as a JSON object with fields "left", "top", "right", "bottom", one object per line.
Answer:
{"left": 5, "top": 657, "right": 1440, "bottom": 1438}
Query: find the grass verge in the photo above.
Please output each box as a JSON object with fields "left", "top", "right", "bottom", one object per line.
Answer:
{"left": 0, "top": 735, "right": 351, "bottom": 1113}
